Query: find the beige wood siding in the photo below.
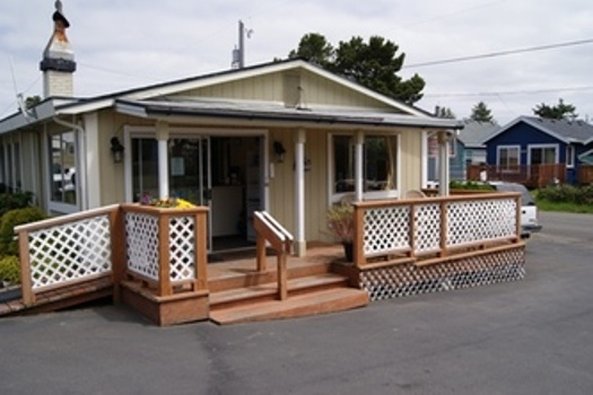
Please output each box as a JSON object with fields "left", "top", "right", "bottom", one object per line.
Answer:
{"left": 399, "top": 129, "right": 423, "bottom": 194}
{"left": 174, "top": 72, "right": 285, "bottom": 102}
{"left": 167, "top": 68, "right": 399, "bottom": 112}
{"left": 268, "top": 128, "right": 330, "bottom": 243}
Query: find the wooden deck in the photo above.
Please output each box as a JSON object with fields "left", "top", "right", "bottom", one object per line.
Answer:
{"left": 1, "top": 244, "right": 369, "bottom": 325}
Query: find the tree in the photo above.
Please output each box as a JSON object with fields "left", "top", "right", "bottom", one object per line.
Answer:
{"left": 435, "top": 106, "right": 456, "bottom": 119}
{"left": 288, "top": 33, "right": 425, "bottom": 104}
{"left": 533, "top": 98, "right": 578, "bottom": 120}
{"left": 288, "top": 33, "right": 334, "bottom": 67}
{"left": 470, "top": 101, "right": 494, "bottom": 123}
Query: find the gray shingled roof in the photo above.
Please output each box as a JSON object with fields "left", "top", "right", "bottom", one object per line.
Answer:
{"left": 521, "top": 116, "right": 593, "bottom": 142}
{"left": 457, "top": 120, "right": 500, "bottom": 148}
{"left": 485, "top": 116, "right": 593, "bottom": 144}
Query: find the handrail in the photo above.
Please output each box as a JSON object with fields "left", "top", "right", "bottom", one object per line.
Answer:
{"left": 14, "top": 204, "right": 120, "bottom": 233}
{"left": 253, "top": 211, "right": 293, "bottom": 301}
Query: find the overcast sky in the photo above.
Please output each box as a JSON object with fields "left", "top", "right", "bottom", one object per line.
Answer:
{"left": 1, "top": 0, "right": 592, "bottom": 123}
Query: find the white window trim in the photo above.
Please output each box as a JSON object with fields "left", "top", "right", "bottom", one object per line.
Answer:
{"left": 47, "top": 128, "right": 80, "bottom": 215}
{"left": 566, "top": 145, "right": 575, "bottom": 168}
{"left": 123, "top": 125, "right": 269, "bottom": 207}
{"left": 497, "top": 144, "right": 521, "bottom": 171}
{"left": 328, "top": 132, "right": 400, "bottom": 204}
{"left": 527, "top": 143, "right": 559, "bottom": 165}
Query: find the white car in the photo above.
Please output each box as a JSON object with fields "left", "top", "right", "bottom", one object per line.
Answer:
{"left": 489, "top": 181, "right": 542, "bottom": 238}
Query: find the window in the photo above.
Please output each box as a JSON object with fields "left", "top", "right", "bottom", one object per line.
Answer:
{"left": 497, "top": 145, "right": 520, "bottom": 172}
{"left": 332, "top": 134, "right": 398, "bottom": 197}
{"left": 529, "top": 145, "right": 557, "bottom": 165}
{"left": 131, "top": 138, "right": 159, "bottom": 201}
{"left": 14, "top": 141, "right": 21, "bottom": 191}
{"left": 49, "top": 131, "right": 77, "bottom": 206}
{"left": 566, "top": 145, "right": 575, "bottom": 168}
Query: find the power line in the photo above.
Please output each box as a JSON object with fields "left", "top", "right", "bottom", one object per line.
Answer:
{"left": 404, "top": 38, "right": 593, "bottom": 69}
{"left": 425, "top": 85, "right": 593, "bottom": 98}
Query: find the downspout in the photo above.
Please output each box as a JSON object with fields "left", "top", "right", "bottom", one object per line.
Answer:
{"left": 53, "top": 115, "right": 88, "bottom": 211}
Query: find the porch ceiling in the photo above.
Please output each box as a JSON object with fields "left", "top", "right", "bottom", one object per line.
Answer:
{"left": 115, "top": 98, "right": 463, "bottom": 130}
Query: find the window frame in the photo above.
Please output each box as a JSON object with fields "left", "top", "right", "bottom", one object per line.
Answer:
{"left": 566, "top": 144, "right": 575, "bottom": 168}
{"left": 47, "top": 129, "right": 79, "bottom": 214}
{"left": 328, "top": 132, "right": 400, "bottom": 204}
{"left": 496, "top": 145, "right": 521, "bottom": 173}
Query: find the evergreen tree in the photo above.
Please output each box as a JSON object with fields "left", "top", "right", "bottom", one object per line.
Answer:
{"left": 533, "top": 98, "right": 578, "bottom": 120}
{"left": 288, "top": 34, "right": 425, "bottom": 104}
{"left": 470, "top": 101, "right": 494, "bottom": 122}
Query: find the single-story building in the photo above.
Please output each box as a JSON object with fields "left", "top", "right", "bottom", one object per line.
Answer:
{"left": 0, "top": 3, "right": 462, "bottom": 257}
{"left": 483, "top": 116, "right": 593, "bottom": 186}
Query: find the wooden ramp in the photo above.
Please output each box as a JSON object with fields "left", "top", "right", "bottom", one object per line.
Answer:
{"left": 0, "top": 276, "right": 112, "bottom": 317}
{"left": 207, "top": 251, "right": 369, "bottom": 325}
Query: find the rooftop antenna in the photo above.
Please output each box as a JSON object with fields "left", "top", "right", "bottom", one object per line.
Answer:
{"left": 9, "top": 56, "right": 35, "bottom": 121}
{"left": 231, "top": 20, "right": 254, "bottom": 69}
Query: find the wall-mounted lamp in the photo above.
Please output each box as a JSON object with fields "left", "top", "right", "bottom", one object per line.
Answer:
{"left": 273, "top": 141, "right": 286, "bottom": 163}
{"left": 110, "top": 137, "right": 124, "bottom": 163}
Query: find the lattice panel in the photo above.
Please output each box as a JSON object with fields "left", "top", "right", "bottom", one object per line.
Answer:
{"left": 28, "top": 215, "right": 112, "bottom": 290}
{"left": 447, "top": 199, "right": 517, "bottom": 246}
{"left": 363, "top": 206, "right": 410, "bottom": 256}
{"left": 125, "top": 212, "right": 159, "bottom": 281}
{"left": 414, "top": 203, "right": 441, "bottom": 253}
{"left": 360, "top": 247, "right": 525, "bottom": 301}
{"left": 169, "top": 216, "right": 195, "bottom": 282}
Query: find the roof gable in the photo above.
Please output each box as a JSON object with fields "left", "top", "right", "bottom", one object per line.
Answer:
{"left": 484, "top": 116, "right": 593, "bottom": 144}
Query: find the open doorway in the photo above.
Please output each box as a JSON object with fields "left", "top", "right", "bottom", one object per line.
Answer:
{"left": 209, "top": 136, "right": 263, "bottom": 252}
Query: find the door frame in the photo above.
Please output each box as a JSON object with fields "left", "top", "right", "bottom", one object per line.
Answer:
{"left": 124, "top": 125, "right": 270, "bottom": 250}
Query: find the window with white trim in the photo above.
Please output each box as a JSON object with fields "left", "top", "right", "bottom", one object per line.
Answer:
{"left": 497, "top": 145, "right": 520, "bottom": 172}
{"left": 49, "top": 130, "right": 77, "bottom": 206}
{"left": 566, "top": 145, "right": 575, "bottom": 168}
{"left": 332, "top": 134, "right": 398, "bottom": 197}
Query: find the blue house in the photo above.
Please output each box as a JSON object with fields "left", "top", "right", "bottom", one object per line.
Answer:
{"left": 483, "top": 116, "right": 593, "bottom": 185}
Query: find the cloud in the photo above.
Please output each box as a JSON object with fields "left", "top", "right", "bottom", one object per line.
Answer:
{"left": 1, "top": 0, "right": 592, "bottom": 123}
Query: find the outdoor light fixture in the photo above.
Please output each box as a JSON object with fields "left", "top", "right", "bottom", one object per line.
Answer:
{"left": 110, "top": 137, "right": 124, "bottom": 163}
{"left": 273, "top": 141, "right": 286, "bottom": 163}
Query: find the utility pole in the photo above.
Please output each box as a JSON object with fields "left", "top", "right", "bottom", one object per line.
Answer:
{"left": 231, "top": 20, "right": 253, "bottom": 69}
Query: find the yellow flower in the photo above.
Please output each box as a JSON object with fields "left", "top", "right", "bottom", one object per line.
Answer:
{"left": 176, "top": 198, "right": 196, "bottom": 209}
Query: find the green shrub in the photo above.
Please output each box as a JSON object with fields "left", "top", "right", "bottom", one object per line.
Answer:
{"left": 449, "top": 180, "right": 495, "bottom": 191}
{"left": 0, "top": 255, "right": 20, "bottom": 285}
{"left": 0, "top": 192, "right": 34, "bottom": 217}
{"left": 538, "top": 185, "right": 593, "bottom": 205}
{"left": 0, "top": 207, "right": 46, "bottom": 256}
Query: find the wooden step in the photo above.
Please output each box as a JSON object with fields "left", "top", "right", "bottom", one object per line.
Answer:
{"left": 209, "top": 287, "right": 369, "bottom": 325}
{"left": 209, "top": 273, "right": 348, "bottom": 309}
{"left": 207, "top": 261, "right": 332, "bottom": 293}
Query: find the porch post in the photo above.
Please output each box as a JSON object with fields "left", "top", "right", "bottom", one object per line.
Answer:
{"left": 156, "top": 121, "right": 170, "bottom": 199}
{"left": 294, "top": 128, "right": 306, "bottom": 257}
{"left": 438, "top": 130, "right": 450, "bottom": 196}
{"left": 354, "top": 130, "right": 364, "bottom": 202}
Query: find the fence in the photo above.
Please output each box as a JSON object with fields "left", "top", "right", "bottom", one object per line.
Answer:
{"left": 15, "top": 204, "right": 208, "bottom": 306}
{"left": 352, "top": 192, "right": 522, "bottom": 268}
{"left": 467, "top": 164, "right": 565, "bottom": 188}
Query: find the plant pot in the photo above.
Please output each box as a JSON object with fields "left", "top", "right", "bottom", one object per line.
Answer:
{"left": 342, "top": 242, "right": 353, "bottom": 262}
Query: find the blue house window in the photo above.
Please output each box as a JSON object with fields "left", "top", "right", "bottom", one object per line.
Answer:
{"left": 497, "top": 145, "right": 520, "bottom": 172}
{"left": 566, "top": 145, "right": 575, "bottom": 168}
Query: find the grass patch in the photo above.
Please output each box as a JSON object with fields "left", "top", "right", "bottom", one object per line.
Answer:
{"left": 536, "top": 198, "right": 593, "bottom": 214}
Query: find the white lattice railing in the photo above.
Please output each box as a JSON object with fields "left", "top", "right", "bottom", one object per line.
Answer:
{"left": 353, "top": 192, "right": 522, "bottom": 267}
{"left": 15, "top": 205, "right": 120, "bottom": 305}
{"left": 121, "top": 205, "right": 208, "bottom": 297}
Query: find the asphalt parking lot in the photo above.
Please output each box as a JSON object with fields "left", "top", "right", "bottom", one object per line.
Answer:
{"left": 1, "top": 211, "right": 593, "bottom": 394}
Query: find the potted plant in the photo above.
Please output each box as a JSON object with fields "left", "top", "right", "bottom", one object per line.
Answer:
{"left": 327, "top": 202, "right": 354, "bottom": 262}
